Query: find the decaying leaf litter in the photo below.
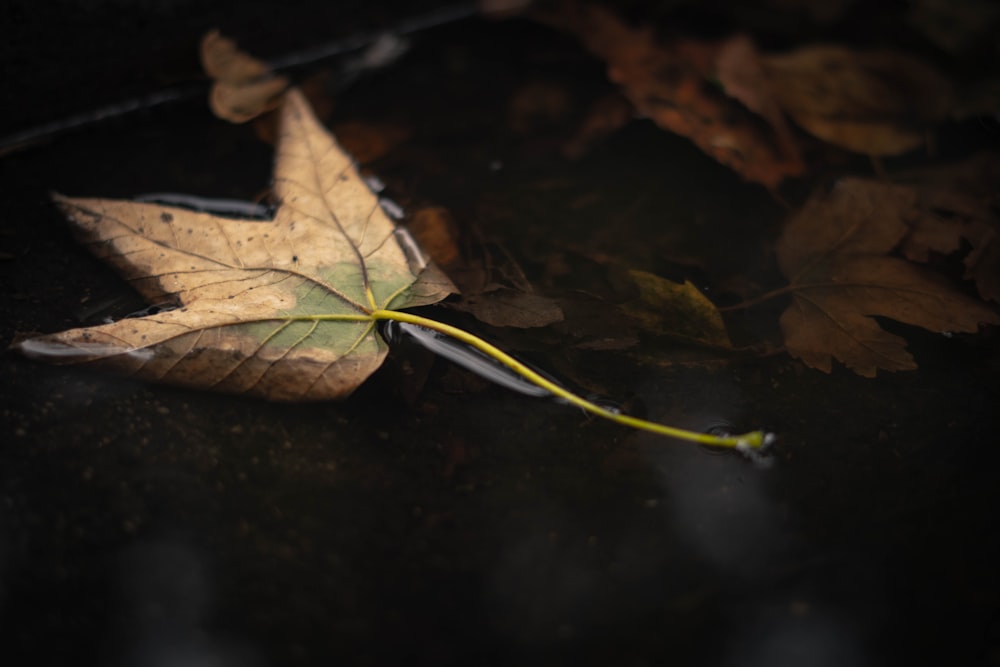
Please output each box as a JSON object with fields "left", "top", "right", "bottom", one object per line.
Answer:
{"left": 528, "top": 2, "right": 999, "bottom": 184}
{"left": 509, "top": 1, "right": 999, "bottom": 375}
{"left": 772, "top": 176, "right": 1000, "bottom": 376}
{"left": 12, "top": 1, "right": 1000, "bottom": 447}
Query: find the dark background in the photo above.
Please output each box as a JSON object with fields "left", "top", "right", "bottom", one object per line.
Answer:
{"left": 2, "top": 2, "right": 999, "bottom": 665}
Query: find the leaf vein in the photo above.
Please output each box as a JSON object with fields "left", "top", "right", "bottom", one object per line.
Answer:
{"left": 793, "top": 293, "right": 902, "bottom": 363}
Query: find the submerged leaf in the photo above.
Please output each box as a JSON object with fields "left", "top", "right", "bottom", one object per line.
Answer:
{"left": 624, "top": 271, "right": 731, "bottom": 348}
{"left": 715, "top": 34, "right": 800, "bottom": 162}
{"left": 16, "top": 89, "right": 454, "bottom": 400}
{"left": 538, "top": 4, "right": 804, "bottom": 188}
{"left": 762, "top": 46, "right": 954, "bottom": 156}
{"left": 898, "top": 153, "right": 1000, "bottom": 302}
{"left": 200, "top": 30, "right": 290, "bottom": 124}
{"left": 408, "top": 207, "right": 564, "bottom": 328}
{"left": 452, "top": 289, "right": 565, "bottom": 328}
{"left": 775, "top": 178, "right": 999, "bottom": 376}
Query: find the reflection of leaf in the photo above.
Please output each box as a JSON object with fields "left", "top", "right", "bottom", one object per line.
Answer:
{"left": 775, "top": 178, "right": 999, "bottom": 376}
{"left": 16, "top": 89, "right": 454, "bottom": 400}
{"left": 624, "top": 271, "right": 731, "bottom": 348}
{"left": 762, "top": 46, "right": 954, "bottom": 156}
{"left": 200, "top": 30, "right": 290, "bottom": 124}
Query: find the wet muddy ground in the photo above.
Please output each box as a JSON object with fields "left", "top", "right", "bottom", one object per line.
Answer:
{"left": 2, "top": 3, "right": 1000, "bottom": 665}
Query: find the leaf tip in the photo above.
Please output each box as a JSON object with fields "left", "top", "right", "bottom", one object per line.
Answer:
{"left": 49, "top": 191, "right": 83, "bottom": 216}
{"left": 10, "top": 334, "right": 61, "bottom": 360}
{"left": 50, "top": 191, "right": 71, "bottom": 207}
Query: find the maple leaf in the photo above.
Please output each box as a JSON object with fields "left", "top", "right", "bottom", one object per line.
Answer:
{"left": 774, "top": 178, "right": 999, "bottom": 377}
{"left": 15, "top": 88, "right": 455, "bottom": 400}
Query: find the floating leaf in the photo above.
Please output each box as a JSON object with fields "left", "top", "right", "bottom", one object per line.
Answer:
{"left": 16, "top": 88, "right": 454, "bottom": 400}
{"left": 775, "top": 178, "right": 999, "bottom": 376}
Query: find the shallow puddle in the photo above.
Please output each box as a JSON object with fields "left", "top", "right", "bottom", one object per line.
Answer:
{"left": 2, "top": 4, "right": 999, "bottom": 666}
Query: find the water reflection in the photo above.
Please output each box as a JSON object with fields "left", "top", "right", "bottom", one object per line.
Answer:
{"left": 486, "top": 509, "right": 603, "bottom": 646}
{"left": 639, "top": 377, "right": 781, "bottom": 577}
{"left": 655, "top": 443, "right": 779, "bottom": 576}
{"left": 113, "top": 540, "right": 261, "bottom": 667}
{"left": 722, "top": 601, "right": 869, "bottom": 667}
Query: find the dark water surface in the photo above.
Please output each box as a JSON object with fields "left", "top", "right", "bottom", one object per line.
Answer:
{"left": 3, "top": 4, "right": 1000, "bottom": 666}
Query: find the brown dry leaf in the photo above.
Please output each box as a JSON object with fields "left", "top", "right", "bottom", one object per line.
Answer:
{"left": 14, "top": 89, "right": 454, "bottom": 400}
{"left": 775, "top": 178, "right": 999, "bottom": 376}
{"left": 899, "top": 153, "right": 1000, "bottom": 302}
{"left": 408, "top": 206, "right": 463, "bottom": 269}
{"left": 446, "top": 258, "right": 566, "bottom": 327}
{"left": 623, "top": 271, "right": 732, "bottom": 348}
{"left": 762, "top": 45, "right": 955, "bottom": 156}
{"left": 554, "top": 294, "right": 640, "bottom": 351}
{"left": 715, "top": 34, "right": 800, "bottom": 162}
{"left": 453, "top": 289, "right": 565, "bottom": 328}
{"left": 537, "top": 4, "right": 804, "bottom": 188}
{"left": 200, "top": 30, "right": 290, "bottom": 123}
{"left": 409, "top": 208, "right": 564, "bottom": 328}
